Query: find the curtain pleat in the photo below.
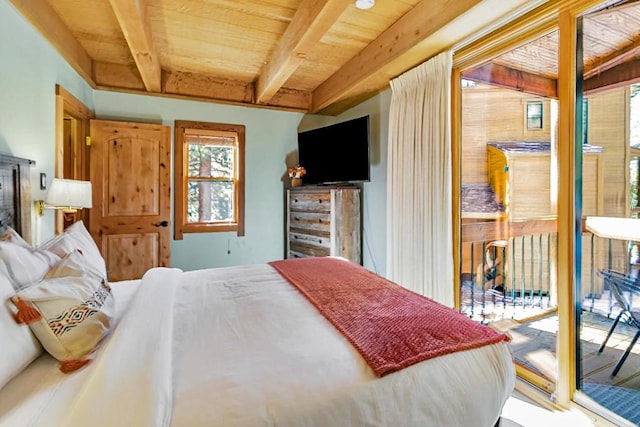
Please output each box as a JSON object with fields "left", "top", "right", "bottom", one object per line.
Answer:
{"left": 386, "top": 50, "right": 454, "bottom": 306}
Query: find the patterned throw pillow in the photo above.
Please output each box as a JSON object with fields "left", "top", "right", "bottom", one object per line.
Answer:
{"left": 12, "top": 250, "right": 114, "bottom": 372}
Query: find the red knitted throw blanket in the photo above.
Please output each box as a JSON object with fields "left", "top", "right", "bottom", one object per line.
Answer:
{"left": 269, "top": 257, "right": 510, "bottom": 377}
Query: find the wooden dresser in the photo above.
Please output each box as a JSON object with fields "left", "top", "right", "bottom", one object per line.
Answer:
{"left": 286, "top": 186, "right": 361, "bottom": 264}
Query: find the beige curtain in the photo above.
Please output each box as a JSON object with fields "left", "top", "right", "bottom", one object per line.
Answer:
{"left": 386, "top": 50, "right": 454, "bottom": 306}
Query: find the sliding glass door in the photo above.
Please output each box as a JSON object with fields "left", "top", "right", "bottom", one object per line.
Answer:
{"left": 456, "top": 28, "right": 560, "bottom": 395}
{"left": 454, "top": 1, "right": 640, "bottom": 421}
{"left": 574, "top": 3, "right": 640, "bottom": 425}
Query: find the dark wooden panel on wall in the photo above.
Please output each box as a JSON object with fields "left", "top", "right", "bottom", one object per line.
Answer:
{"left": 0, "top": 154, "right": 35, "bottom": 243}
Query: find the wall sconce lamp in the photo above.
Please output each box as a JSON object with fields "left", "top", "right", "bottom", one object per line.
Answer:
{"left": 35, "top": 178, "right": 93, "bottom": 216}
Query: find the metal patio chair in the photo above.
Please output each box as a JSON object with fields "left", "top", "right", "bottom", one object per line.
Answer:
{"left": 597, "top": 269, "right": 640, "bottom": 377}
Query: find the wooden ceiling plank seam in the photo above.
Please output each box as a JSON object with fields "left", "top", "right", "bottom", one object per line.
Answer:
{"left": 155, "top": 0, "right": 297, "bottom": 23}
{"left": 583, "top": 19, "right": 634, "bottom": 50}
{"left": 255, "top": 0, "right": 352, "bottom": 104}
{"left": 453, "top": 0, "right": 606, "bottom": 71}
{"left": 584, "top": 0, "right": 640, "bottom": 17}
{"left": 8, "top": 0, "right": 95, "bottom": 86}
{"left": 584, "top": 34, "right": 640, "bottom": 78}
{"left": 310, "top": 0, "right": 484, "bottom": 113}
{"left": 109, "top": 0, "right": 162, "bottom": 92}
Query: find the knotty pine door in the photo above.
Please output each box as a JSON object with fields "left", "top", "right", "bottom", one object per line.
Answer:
{"left": 89, "top": 120, "right": 171, "bottom": 281}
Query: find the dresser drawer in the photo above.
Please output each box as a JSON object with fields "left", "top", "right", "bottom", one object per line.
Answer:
{"left": 289, "top": 191, "right": 331, "bottom": 212}
{"left": 289, "top": 211, "right": 330, "bottom": 232}
{"left": 285, "top": 186, "right": 360, "bottom": 264}
{"left": 289, "top": 241, "right": 330, "bottom": 257}
{"left": 289, "top": 231, "right": 330, "bottom": 248}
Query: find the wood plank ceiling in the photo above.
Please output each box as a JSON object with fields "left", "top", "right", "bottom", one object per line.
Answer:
{"left": 462, "top": 1, "right": 640, "bottom": 99}
{"left": 10, "top": 0, "right": 540, "bottom": 115}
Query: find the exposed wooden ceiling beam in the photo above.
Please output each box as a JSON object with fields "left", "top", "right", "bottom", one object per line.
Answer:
{"left": 8, "top": 0, "right": 94, "bottom": 85}
{"left": 310, "top": 0, "right": 483, "bottom": 113}
{"left": 94, "top": 62, "right": 146, "bottom": 90}
{"left": 584, "top": 36, "right": 640, "bottom": 79}
{"left": 94, "top": 63, "right": 310, "bottom": 111}
{"left": 462, "top": 62, "right": 558, "bottom": 98}
{"left": 255, "top": 0, "right": 351, "bottom": 105}
{"left": 109, "top": 0, "right": 162, "bottom": 92}
{"left": 584, "top": 57, "right": 640, "bottom": 95}
{"left": 164, "top": 70, "right": 310, "bottom": 110}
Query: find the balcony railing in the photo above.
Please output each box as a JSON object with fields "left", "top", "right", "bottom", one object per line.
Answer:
{"left": 583, "top": 217, "right": 640, "bottom": 317}
{"left": 460, "top": 218, "right": 557, "bottom": 323}
{"left": 460, "top": 216, "right": 640, "bottom": 324}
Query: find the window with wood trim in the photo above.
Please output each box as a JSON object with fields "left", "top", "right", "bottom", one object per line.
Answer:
{"left": 174, "top": 120, "right": 245, "bottom": 239}
{"left": 525, "top": 101, "right": 543, "bottom": 130}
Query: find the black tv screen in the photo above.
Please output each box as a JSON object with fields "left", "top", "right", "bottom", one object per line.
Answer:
{"left": 297, "top": 116, "right": 370, "bottom": 185}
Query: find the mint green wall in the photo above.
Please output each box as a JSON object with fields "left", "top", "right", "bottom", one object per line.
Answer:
{"left": 1, "top": 0, "right": 390, "bottom": 274}
{"left": 298, "top": 91, "right": 391, "bottom": 276}
{"left": 0, "top": 1, "right": 93, "bottom": 245}
{"left": 93, "top": 91, "right": 302, "bottom": 270}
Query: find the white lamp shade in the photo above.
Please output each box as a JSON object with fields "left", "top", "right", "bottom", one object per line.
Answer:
{"left": 45, "top": 178, "right": 93, "bottom": 209}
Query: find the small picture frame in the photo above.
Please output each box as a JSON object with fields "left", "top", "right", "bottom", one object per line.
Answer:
{"left": 40, "top": 173, "right": 47, "bottom": 190}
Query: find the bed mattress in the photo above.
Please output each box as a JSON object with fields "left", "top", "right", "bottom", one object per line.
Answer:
{"left": 0, "top": 264, "right": 514, "bottom": 426}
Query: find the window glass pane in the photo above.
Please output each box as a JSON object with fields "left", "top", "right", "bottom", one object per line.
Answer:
{"left": 187, "top": 180, "right": 235, "bottom": 223}
{"left": 458, "top": 31, "right": 558, "bottom": 395}
{"left": 527, "top": 117, "right": 542, "bottom": 129}
{"left": 188, "top": 144, "right": 234, "bottom": 178}
{"left": 527, "top": 102, "right": 542, "bottom": 118}
{"left": 578, "top": 6, "right": 640, "bottom": 422}
{"left": 526, "top": 102, "right": 543, "bottom": 130}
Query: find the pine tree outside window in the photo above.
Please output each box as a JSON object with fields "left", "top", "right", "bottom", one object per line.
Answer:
{"left": 174, "top": 120, "right": 245, "bottom": 239}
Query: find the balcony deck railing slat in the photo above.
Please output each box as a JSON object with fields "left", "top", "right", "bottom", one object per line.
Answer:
{"left": 461, "top": 217, "right": 639, "bottom": 324}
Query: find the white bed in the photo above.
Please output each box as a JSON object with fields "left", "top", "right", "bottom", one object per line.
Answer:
{"left": 1, "top": 260, "right": 515, "bottom": 427}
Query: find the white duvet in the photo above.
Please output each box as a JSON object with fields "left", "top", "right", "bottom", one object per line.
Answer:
{"left": 0, "top": 264, "right": 515, "bottom": 427}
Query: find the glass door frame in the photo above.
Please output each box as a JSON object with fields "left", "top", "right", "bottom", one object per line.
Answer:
{"left": 452, "top": 0, "right": 608, "bottom": 410}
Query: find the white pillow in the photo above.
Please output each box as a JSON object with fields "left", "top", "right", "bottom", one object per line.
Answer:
{"left": 39, "top": 221, "right": 107, "bottom": 279}
{"left": 13, "top": 250, "right": 114, "bottom": 372}
{"left": 0, "top": 272, "right": 42, "bottom": 389}
{"left": 0, "top": 239, "right": 60, "bottom": 291}
{"left": 0, "top": 227, "right": 32, "bottom": 249}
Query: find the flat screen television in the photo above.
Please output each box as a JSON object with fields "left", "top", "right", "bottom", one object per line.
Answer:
{"left": 297, "top": 116, "right": 370, "bottom": 185}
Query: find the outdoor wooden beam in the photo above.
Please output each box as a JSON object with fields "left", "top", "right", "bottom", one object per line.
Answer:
{"left": 584, "top": 36, "right": 640, "bottom": 79}
{"left": 462, "top": 62, "right": 558, "bottom": 98}
{"left": 584, "top": 58, "right": 640, "bottom": 95}
{"left": 461, "top": 218, "right": 557, "bottom": 243}
{"left": 9, "top": 0, "right": 94, "bottom": 85}
{"left": 310, "top": 0, "right": 483, "bottom": 113}
{"left": 109, "top": 0, "right": 162, "bottom": 92}
{"left": 255, "top": 0, "right": 351, "bottom": 105}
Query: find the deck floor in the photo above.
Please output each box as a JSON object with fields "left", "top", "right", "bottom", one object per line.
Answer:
{"left": 495, "top": 312, "right": 640, "bottom": 389}
{"left": 462, "top": 288, "right": 640, "bottom": 422}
